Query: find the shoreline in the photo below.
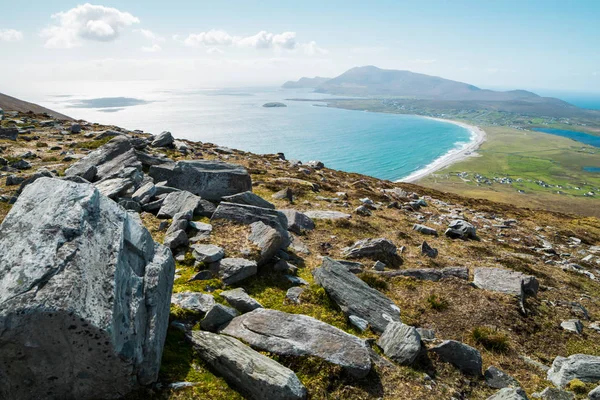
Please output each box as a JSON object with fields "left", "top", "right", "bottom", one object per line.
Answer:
{"left": 398, "top": 117, "right": 487, "bottom": 183}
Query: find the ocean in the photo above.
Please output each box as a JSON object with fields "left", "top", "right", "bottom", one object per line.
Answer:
{"left": 35, "top": 85, "right": 472, "bottom": 182}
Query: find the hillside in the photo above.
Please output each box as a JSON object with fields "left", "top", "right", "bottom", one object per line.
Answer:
{"left": 0, "top": 92, "right": 72, "bottom": 120}
{"left": 1, "top": 106, "right": 600, "bottom": 400}
{"left": 282, "top": 76, "right": 331, "bottom": 89}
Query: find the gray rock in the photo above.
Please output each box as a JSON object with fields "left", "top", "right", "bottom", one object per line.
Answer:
{"left": 249, "top": 221, "right": 283, "bottom": 265}
{"left": 151, "top": 131, "right": 174, "bottom": 147}
{"left": 272, "top": 187, "right": 294, "bottom": 202}
{"left": 132, "top": 181, "right": 156, "bottom": 204}
{"left": 342, "top": 238, "right": 402, "bottom": 267}
{"left": 222, "top": 191, "right": 275, "bottom": 209}
{"left": 218, "top": 258, "right": 258, "bottom": 285}
{"left": 119, "top": 199, "right": 142, "bottom": 213}
{"left": 220, "top": 308, "right": 372, "bottom": 378}
{"left": 474, "top": 268, "right": 539, "bottom": 296}
{"left": 355, "top": 205, "right": 372, "bottom": 216}
{"left": 373, "top": 261, "right": 386, "bottom": 271}
{"left": 289, "top": 234, "right": 311, "bottom": 255}
{"left": 189, "top": 270, "right": 215, "bottom": 282}
{"left": 95, "top": 177, "right": 134, "bottom": 199}
{"left": 11, "top": 159, "right": 31, "bottom": 170}
{"left": 589, "top": 385, "right": 600, "bottom": 399}
{"left": 163, "top": 229, "right": 188, "bottom": 249}
{"left": 187, "top": 331, "right": 307, "bottom": 400}
{"left": 539, "top": 387, "right": 574, "bottom": 400}
{"left": 304, "top": 210, "right": 351, "bottom": 220}
{"left": 487, "top": 387, "right": 529, "bottom": 400}
{"left": 192, "top": 244, "right": 225, "bottom": 263}
{"left": 547, "top": 354, "right": 600, "bottom": 387}
{"left": 349, "top": 315, "right": 369, "bottom": 331}
{"left": 416, "top": 328, "right": 436, "bottom": 341}
{"left": 5, "top": 174, "right": 24, "bottom": 186}
{"left": 157, "top": 190, "right": 202, "bottom": 219}
{"left": 561, "top": 319, "right": 583, "bottom": 334}
{"left": 306, "top": 160, "right": 324, "bottom": 169}
{"left": 430, "top": 340, "right": 483, "bottom": 376}
{"left": 280, "top": 209, "right": 315, "bottom": 234}
{"left": 485, "top": 366, "right": 520, "bottom": 389}
{"left": 70, "top": 123, "right": 82, "bottom": 133}
{"left": 149, "top": 160, "right": 251, "bottom": 201}
{"left": 221, "top": 288, "right": 263, "bottom": 313}
{"left": 0, "top": 178, "right": 174, "bottom": 398}
{"left": 212, "top": 202, "right": 290, "bottom": 247}
{"left": 377, "top": 322, "right": 422, "bottom": 365}
{"left": 171, "top": 292, "right": 215, "bottom": 315}
{"left": 200, "top": 304, "right": 239, "bottom": 332}
{"left": 189, "top": 221, "right": 213, "bottom": 235}
{"left": 413, "top": 224, "right": 438, "bottom": 236}
{"left": 285, "top": 287, "right": 305, "bottom": 304}
{"left": 375, "top": 267, "right": 469, "bottom": 281}
{"left": 420, "top": 241, "right": 438, "bottom": 258}
{"left": 0, "top": 126, "right": 18, "bottom": 140}
{"left": 445, "top": 219, "right": 478, "bottom": 240}
{"left": 334, "top": 260, "right": 364, "bottom": 274}
{"left": 313, "top": 257, "right": 401, "bottom": 333}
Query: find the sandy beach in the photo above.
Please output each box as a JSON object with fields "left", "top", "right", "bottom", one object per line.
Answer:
{"left": 399, "top": 118, "right": 487, "bottom": 183}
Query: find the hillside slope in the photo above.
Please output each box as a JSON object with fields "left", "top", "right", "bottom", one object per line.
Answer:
{"left": 0, "top": 92, "right": 72, "bottom": 120}
{"left": 282, "top": 76, "right": 332, "bottom": 89}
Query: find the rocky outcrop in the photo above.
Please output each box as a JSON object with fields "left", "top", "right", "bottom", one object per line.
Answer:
{"left": 313, "top": 257, "right": 401, "bottom": 333}
{"left": 151, "top": 131, "right": 174, "bottom": 147}
{"left": 473, "top": 268, "right": 539, "bottom": 296}
{"left": 547, "top": 354, "right": 600, "bottom": 387}
{"left": 0, "top": 178, "right": 175, "bottom": 399}
{"left": 377, "top": 322, "right": 422, "bottom": 365}
{"left": 149, "top": 160, "right": 251, "bottom": 201}
{"left": 187, "top": 331, "right": 307, "bottom": 400}
{"left": 430, "top": 340, "right": 483, "bottom": 376}
{"left": 220, "top": 308, "right": 372, "bottom": 378}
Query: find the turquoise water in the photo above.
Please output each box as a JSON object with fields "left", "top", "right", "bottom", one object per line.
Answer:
{"left": 40, "top": 85, "right": 471, "bottom": 182}
{"left": 532, "top": 128, "right": 600, "bottom": 148}
{"left": 584, "top": 167, "right": 600, "bottom": 173}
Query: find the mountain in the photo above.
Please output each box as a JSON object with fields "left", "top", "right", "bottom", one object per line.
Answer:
{"left": 0, "top": 92, "right": 72, "bottom": 120}
{"left": 282, "top": 76, "right": 331, "bottom": 89}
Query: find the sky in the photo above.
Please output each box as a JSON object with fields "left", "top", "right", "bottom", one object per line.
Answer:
{"left": 0, "top": 0, "right": 599, "bottom": 97}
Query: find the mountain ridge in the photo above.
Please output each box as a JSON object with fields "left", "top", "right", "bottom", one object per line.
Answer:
{"left": 0, "top": 92, "right": 72, "bottom": 120}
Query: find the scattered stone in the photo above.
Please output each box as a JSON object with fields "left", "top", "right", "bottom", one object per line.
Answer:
{"left": 306, "top": 160, "right": 324, "bottom": 169}
{"left": 375, "top": 267, "right": 469, "bottom": 281}
{"left": 561, "top": 319, "right": 583, "bottom": 334}
{"left": 221, "top": 288, "right": 263, "bottom": 313}
{"left": 218, "top": 258, "right": 258, "bottom": 285}
{"left": 6, "top": 174, "right": 25, "bottom": 186}
{"left": 222, "top": 191, "right": 275, "bottom": 209}
{"left": 547, "top": 354, "right": 600, "bottom": 387}
{"left": 539, "top": 387, "right": 575, "bottom": 400}
{"left": 272, "top": 187, "right": 294, "bottom": 202}
{"left": 157, "top": 190, "right": 202, "bottom": 219}
{"left": 445, "top": 219, "right": 478, "bottom": 240}
{"left": 377, "top": 322, "right": 422, "bottom": 365}
{"left": 171, "top": 292, "right": 215, "bottom": 315}
{"left": 280, "top": 209, "right": 315, "bottom": 234}
{"left": 342, "top": 238, "right": 402, "bottom": 267}
{"left": 349, "top": 315, "right": 369, "bottom": 332}
{"left": 373, "top": 260, "right": 386, "bottom": 271}
{"left": 151, "top": 131, "right": 174, "bottom": 147}
{"left": 286, "top": 275, "right": 309, "bottom": 286}
{"left": 289, "top": 234, "right": 311, "bottom": 255}
{"left": 304, "top": 210, "right": 351, "bottom": 220}
{"left": 274, "top": 260, "right": 298, "bottom": 274}
{"left": 487, "top": 387, "right": 529, "bottom": 400}
{"left": 355, "top": 205, "right": 372, "bottom": 216}
{"left": 420, "top": 241, "right": 438, "bottom": 258}
{"left": 192, "top": 244, "right": 225, "bottom": 263}
{"left": 220, "top": 308, "right": 372, "bottom": 378}
{"left": 163, "top": 229, "right": 188, "bottom": 249}
{"left": 286, "top": 287, "right": 305, "bottom": 304}
{"left": 0, "top": 126, "right": 18, "bottom": 140}
{"left": 413, "top": 224, "right": 438, "bottom": 236}
{"left": 430, "top": 340, "right": 483, "bottom": 376}
{"left": 200, "top": 304, "right": 239, "bottom": 332}
{"left": 473, "top": 268, "right": 539, "bottom": 296}
{"left": 132, "top": 181, "right": 157, "bottom": 204}
{"left": 187, "top": 331, "right": 307, "bottom": 400}
{"left": 11, "top": 159, "right": 31, "bottom": 170}
{"left": 189, "top": 270, "right": 215, "bottom": 282}
{"left": 589, "top": 385, "right": 600, "bottom": 399}
{"left": 416, "top": 328, "right": 436, "bottom": 341}
{"left": 485, "top": 366, "right": 520, "bottom": 389}
{"left": 313, "top": 257, "right": 401, "bottom": 333}
{"left": 249, "top": 221, "right": 283, "bottom": 265}
{"left": 70, "top": 123, "right": 81, "bottom": 133}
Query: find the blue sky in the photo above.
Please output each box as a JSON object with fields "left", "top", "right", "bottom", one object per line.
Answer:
{"left": 0, "top": 0, "right": 598, "bottom": 95}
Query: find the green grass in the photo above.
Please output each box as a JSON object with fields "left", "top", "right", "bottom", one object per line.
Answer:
{"left": 426, "top": 294, "right": 449, "bottom": 311}
{"left": 471, "top": 326, "right": 510, "bottom": 353}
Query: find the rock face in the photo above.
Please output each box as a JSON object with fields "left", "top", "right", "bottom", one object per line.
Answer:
{"left": 473, "top": 268, "right": 539, "bottom": 296}
{"left": 149, "top": 160, "right": 251, "bottom": 201}
{"left": 342, "top": 238, "right": 402, "bottom": 267}
{"left": 188, "top": 331, "right": 307, "bottom": 400}
{"left": 377, "top": 322, "right": 422, "bottom": 365}
{"left": 487, "top": 387, "right": 529, "bottom": 400}
{"left": 430, "top": 340, "right": 483, "bottom": 376}
{"left": 313, "top": 257, "right": 401, "bottom": 333}
{"left": 221, "top": 309, "right": 372, "bottom": 378}
{"left": 547, "top": 354, "right": 600, "bottom": 387}
{"left": 0, "top": 178, "right": 175, "bottom": 399}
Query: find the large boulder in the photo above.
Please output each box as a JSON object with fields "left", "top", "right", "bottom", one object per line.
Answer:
{"left": 313, "top": 257, "right": 401, "bottom": 333}
{"left": 157, "top": 190, "right": 202, "bottom": 219}
{"left": 473, "top": 268, "right": 539, "bottom": 296}
{"left": 377, "top": 322, "right": 422, "bottom": 365}
{"left": 0, "top": 178, "right": 175, "bottom": 399}
{"left": 151, "top": 131, "right": 174, "bottom": 147}
{"left": 222, "top": 191, "right": 275, "bottom": 209}
{"left": 188, "top": 331, "right": 307, "bottom": 400}
{"left": 430, "top": 340, "right": 483, "bottom": 376}
{"left": 547, "top": 354, "right": 600, "bottom": 387}
{"left": 218, "top": 258, "right": 258, "bottom": 285}
{"left": 149, "top": 160, "right": 251, "bottom": 201}
{"left": 485, "top": 366, "right": 520, "bottom": 389}
{"left": 487, "top": 387, "right": 529, "bottom": 400}
{"left": 445, "top": 219, "right": 478, "bottom": 240}
{"left": 220, "top": 308, "right": 372, "bottom": 378}
{"left": 342, "top": 238, "right": 402, "bottom": 267}
{"left": 248, "top": 221, "right": 284, "bottom": 265}
{"left": 0, "top": 126, "right": 18, "bottom": 140}
{"left": 280, "top": 209, "right": 315, "bottom": 234}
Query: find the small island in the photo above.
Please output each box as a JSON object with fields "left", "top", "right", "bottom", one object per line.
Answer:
{"left": 262, "top": 102, "right": 287, "bottom": 108}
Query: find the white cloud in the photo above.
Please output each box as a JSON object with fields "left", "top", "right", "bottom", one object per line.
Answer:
{"left": 0, "top": 29, "right": 23, "bottom": 42}
{"left": 184, "top": 29, "right": 234, "bottom": 47}
{"left": 136, "top": 29, "right": 164, "bottom": 42}
{"left": 183, "top": 29, "right": 300, "bottom": 50}
{"left": 42, "top": 3, "right": 140, "bottom": 48}
{"left": 206, "top": 47, "right": 224, "bottom": 55}
{"left": 142, "top": 44, "right": 161, "bottom": 52}
{"left": 410, "top": 59, "right": 437, "bottom": 64}
{"left": 302, "top": 41, "right": 328, "bottom": 56}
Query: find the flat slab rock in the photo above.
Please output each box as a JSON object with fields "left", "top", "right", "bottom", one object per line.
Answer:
{"left": 313, "top": 257, "right": 401, "bottom": 333}
{"left": 220, "top": 308, "right": 372, "bottom": 378}
{"left": 222, "top": 191, "right": 275, "bottom": 209}
{"left": 377, "top": 322, "right": 422, "bottom": 365}
{"left": 218, "top": 258, "right": 258, "bottom": 285}
{"left": 303, "top": 210, "right": 351, "bottom": 220}
{"left": 473, "top": 267, "right": 539, "bottom": 296}
{"left": 547, "top": 354, "right": 600, "bottom": 387}
{"left": 430, "top": 340, "right": 483, "bottom": 376}
{"left": 487, "top": 387, "right": 528, "bottom": 400}
{"left": 171, "top": 292, "right": 215, "bottom": 315}
{"left": 342, "top": 238, "right": 402, "bottom": 267}
{"left": 375, "top": 267, "right": 468, "bottom": 282}
{"left": 188, "top": 331, "right": 307, "bottom": 400}
{"left": 0, "top": 178, "right": 175, "bottom": 399}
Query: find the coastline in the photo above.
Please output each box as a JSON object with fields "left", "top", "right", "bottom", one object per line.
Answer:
{"left": 398, "top": 117, "right": 487, "bottom": 183}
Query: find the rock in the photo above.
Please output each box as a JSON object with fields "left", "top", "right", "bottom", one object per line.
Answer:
{"left": 187, "top": 331, "right": 307, "bottom": 400}
{"left": 286, "top": 287, "right": 305, "bottom": 304}
{"left": 272, "top": 187, "right": 294, "bottom": 202}
{"left": 420, "top": 241, "right": 438, "bottom": 258}
{"left": 445, "top": 219, "right": 478, "bottom": 240}
{"left": 0, "top": 126, "right": 18, "bottom": 140}
{"left": 163, "top": 229, "right": 188, "bottom": 249}
{"left": 377, "top": 322, "right": 422, "bottom": 365}
{"left": 313, "top": 257, "right": 401, "bottom": 333}
{"left": 212, "top": 202, "right": 290, "bottom": 247}
{"left": 157, "top": 191, "right": 202, "bottom": 219}
{"left": 119, "top": 199, "right": 142, "bottom": 212}
{"left": 342, "top": 238, "right": 402, "bottom": 267}
{"left": 189, "top": 221, "right": 213, "bottom": 236}
{"left": 289, "top": 234, "right": 311, "bottom": 255}
{"left": 306, "top": 160, "right": 324, "bottom": 169}
{"left": 263, "top": 102, "right": 287, "bottom": 108}
{"left": 5, "top": 174, "right": 24, "bottom": 187}
{"left": 286, "top": 275, "right": 308, "bottom": 286}
{"left": 349, "top": 315, "right": 369, "bottom": 331}
{"left": 149, "top": 160, "right": 251, "bottom": 201}
{"left": 221, "top": 288, "right": 263, "bottom": 313}
{"left": 487, "top": 387, "right": 529, "bottom": 400}
{"left": 218, "top": 258, "right": 258, "bottom": 285}
{"left": 274, "top": 260, "right": 298, "bottom": 274}
{"left": 561, "top": 319, "right": 583, "bottom": 334}
{"left": 222, "top": 191, "right": 275, "bottom": 209}
{"left": 335, "top": 260, "right": 364, "bottom": 274}
{"left": 171, "top": 292, "right": 215, "bottom": 315}
{"left": 151, "top": 131, "right": 174, "bottom": 147}
{"left": 70, "top": 123, "right": 82, "bottom": 133}
{"left": 413, "top": 224, "right": 438, "bottom": 236}
{"left": 220, "top": 308, "right": 372, "bottom": 378}
{"left": 304, "top": 210, "right": 351, "bottom": 220}
{"left": 589, "top": 385, "right": 600, "bottom": 399}
{"left": 485, "top": 366, "right": 520, "bottom": 389}
{"left": 430, "top": 340, "right": 483, "bottom": 376}
{"left": 547, "top": 354, "right": 600, "bottom": 387}
{"left": 354, "top": 205, "right": 371, "bottom": 216}
{"left": 0, "top": 178, "right": 175, "bottom": 398}
{"left": 473, "top": 268, "right": 539, "bottom": 296}
{"left": 416, "top": 328, "right": 436, "bottom": 341}
{"left": 249, "top": 221, "right": 283, "bottom": 265}
{"left": 200, "top": 304, "right": 239, "bottom": 332}
{"left": 192, "top": 244, "right": 225, "bottom": 263}
{"left": 132, "top": 181, "right": 157, "bottom": 204}
{"left": 280, "top": 209, "right": 315, "bottom": 234}
{"left": 189, "top": 270, "right": 215, "bottom": 282}
{"left": 539, "top": 387, "right": 575, "bottom": 400}
{"left": 95, "top": 177, "right": 135, "bottom": 199}
{"left": 373, "top": 261, "right": 386, "bottom": 271}
{"left": 11, "top": 159, "right": 31, "bottom": 170}
{"left": 375, "top": 267, "right": 469, "bottom": 281}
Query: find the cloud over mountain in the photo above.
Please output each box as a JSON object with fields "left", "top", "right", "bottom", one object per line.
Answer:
{"left": 0, "top": 29, "right": 23, "bottom": 42}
